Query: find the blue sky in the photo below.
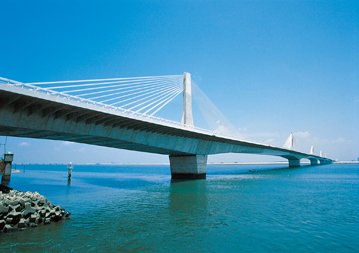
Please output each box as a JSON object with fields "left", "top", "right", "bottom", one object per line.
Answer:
{"left": 0, "top": 0, "right": 358, "bottom": 163}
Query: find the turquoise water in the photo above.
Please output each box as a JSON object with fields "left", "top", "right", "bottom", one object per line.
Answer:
{"left": 0, "top": 164, "right": 358, "bottom": 252}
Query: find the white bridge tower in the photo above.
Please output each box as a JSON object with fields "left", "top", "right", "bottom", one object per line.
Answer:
{"left": 284, "top": 133, "right": 294, "bottom": 150}
{"left": 182, "top": 72, "right": 194, "bottom": 127}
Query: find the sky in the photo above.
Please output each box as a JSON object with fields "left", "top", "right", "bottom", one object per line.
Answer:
{"left": 0, "top": 0, "right": 358, "bottom": 164}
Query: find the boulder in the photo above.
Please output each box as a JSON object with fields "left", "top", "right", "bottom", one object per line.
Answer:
{"left": 52, "top": 211, "right": 62, "bottom": 222}
{"left": 0, "top": 220, "right": 5, "bottom": 230}
{"left": 7, "top": 211, "right": 21, "bottom": 225}
{"left": 8, "top": 204, "right": 21, "bottom": 212}
{"left": 39, "top": 209, "right": 46, "bottom": 217}
{"left": 29, "top": 223, "right": 37, "bottom": 228}
{"left": 22, "top": 203, "right": 36, "bottom": 218}
{"left": 44, "top": 218, "right": 51, "bottom": 225}
{"left": 5, "top": 217, "right": 13, "bottom": 224}
{"left": 29, "top": 214, "right": 38, "bottom": 223}
{"left": 7, "top": 210, "right": 21, "bottom": 218}
{"left": 18, "top": 218, "right": 26, "bottom": 228}
{"left": 3, "top": 224, "right": 15, "bottom": 233}
{"left": 0, "top": 204, "right": 9, "bottom": 214}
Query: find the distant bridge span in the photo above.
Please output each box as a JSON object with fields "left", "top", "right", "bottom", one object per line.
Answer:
{"left": 0, "top": 74, "right": 333, "bottom": 179}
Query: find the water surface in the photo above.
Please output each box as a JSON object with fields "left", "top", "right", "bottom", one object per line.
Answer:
{"left": 0, "top": 164, "right": 358, "bottom": 252}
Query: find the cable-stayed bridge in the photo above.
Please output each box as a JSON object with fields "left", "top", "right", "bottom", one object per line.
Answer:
{"left": 0, "top": 73, "right": 333, "bottom": 179}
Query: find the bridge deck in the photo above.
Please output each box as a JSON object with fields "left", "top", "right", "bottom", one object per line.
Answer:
{"left": 0, "top": 84, "right": 332, "bottom": 165}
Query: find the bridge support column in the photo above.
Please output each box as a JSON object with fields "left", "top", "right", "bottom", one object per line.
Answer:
{"left": 169, "top": 155, "right": 207, "bottom": 180}
{"left": 1, "top": 153, "right": 14, "bottom": 186}
{"left": 288, "top": 158, "right": 300, "bottom": 168}
{"left": 309, "top": 158, "right": 319, "bottom": 166}
{"left": 319, "top": 159, "right": 332, "bottom": 165}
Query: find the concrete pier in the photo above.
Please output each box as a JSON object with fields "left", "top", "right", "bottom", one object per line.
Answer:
{"left": 169, "top": 155, "right": 207, "bottom": 180}
{"left": 319, "top": 159, "right": 331, "bottom": 165}
{"left": 288, "top": 158, "right": 300, "bottom": 167}
{"left": 1, "top": 153, "right": 14, "bottom": 186}
{"left": 309, "top": 158, "right": 319, "bottom": 165}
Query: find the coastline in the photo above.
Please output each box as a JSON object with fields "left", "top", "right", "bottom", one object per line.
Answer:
{"left": 12, "top": 161, "right": 359, "bottom": 167}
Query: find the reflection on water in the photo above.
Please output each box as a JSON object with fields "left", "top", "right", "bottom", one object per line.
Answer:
{"left": 169, "top": 180, "right": 208, "bottom": 231}
{"left": 169, "top": 180, "right": 208, "bottom": 212}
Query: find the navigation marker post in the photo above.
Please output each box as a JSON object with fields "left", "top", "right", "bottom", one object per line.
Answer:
{"left": 67, "top": 162, "right": 73, "bottom": 182}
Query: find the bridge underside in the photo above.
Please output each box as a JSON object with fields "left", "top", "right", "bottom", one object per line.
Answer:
{"left": 0, "top": 87, "right": 333, "bottom": 180}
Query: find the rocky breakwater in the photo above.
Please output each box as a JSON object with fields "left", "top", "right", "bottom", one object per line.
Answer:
{"left": 0, "top": 190, "right": 70, "bottom": 233}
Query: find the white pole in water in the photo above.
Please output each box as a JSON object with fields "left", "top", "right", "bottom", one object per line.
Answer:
{"left": 67, "top": 162, "right": 73, "bottom": 181}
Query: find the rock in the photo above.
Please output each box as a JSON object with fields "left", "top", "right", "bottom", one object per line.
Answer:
{"left": 18, "top": 197, "right": 26, "bottom": 207}
{"left": 29, "top": 223, "right": 37, "bottom": 228}
{"left": 0, "top": 204, "right": 9, "bottom": 214}
{"left": 6, "top": 217, "right": 13, "bottom": 224}
{"left": 22, "top": 203, "right": 36, "bottom": 218}
{"left": 52, "top": 211, "right": 62, "bottom": 222}
{"left": 8, "top": 204, "right": 20, "bottom": 212}
{"left": 0, "top": 220, "right": 5, "bottom": 230}
{"left": 7, "top": 210, "right": 21, "bottom": 218}
{"left": 7, "top": 211, "right": 21, "bottom": 225}
{"left": 39, "top": 209, "right": 46, "bottom": 217}
{"left": 12, "top": 216, "right": 21, "bottom": 225}
{"left": 29, "top": 214, "right": 37, "bottom": 223}
{"left": 44, "top": 218, "right": 51, "bottom": 225}
{"left": 4, "top": 199, "right": 18, "bottom": 206}
{"left": 3, "top": 224, "right": 15, "bottom": 233}
{"left": 37, "top": 200, "right": 45, "bottom": 207}
{"left": 24, "top": 218, "right": 30, "bottom": 226}
{"left": 18, "top": 218, "right": 26, "bottom": 228}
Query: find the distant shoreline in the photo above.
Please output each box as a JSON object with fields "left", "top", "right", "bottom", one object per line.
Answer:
{"left": 13, "top": 161, "right": 359, "bottom": 166}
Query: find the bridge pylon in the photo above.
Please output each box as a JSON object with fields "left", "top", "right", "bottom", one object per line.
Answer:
{"left": 182, "top": 72, "right": 194, "bottom": 127}
{"left": 283, "top": 133, "right": 294, "bottom": 150}
{"left": 310, "top": 145, "right": 314, "bottom": 155}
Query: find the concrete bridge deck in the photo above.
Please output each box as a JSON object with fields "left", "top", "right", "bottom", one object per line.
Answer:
{"left": 0, "top": 83, "right": 333, "bottom": 179}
